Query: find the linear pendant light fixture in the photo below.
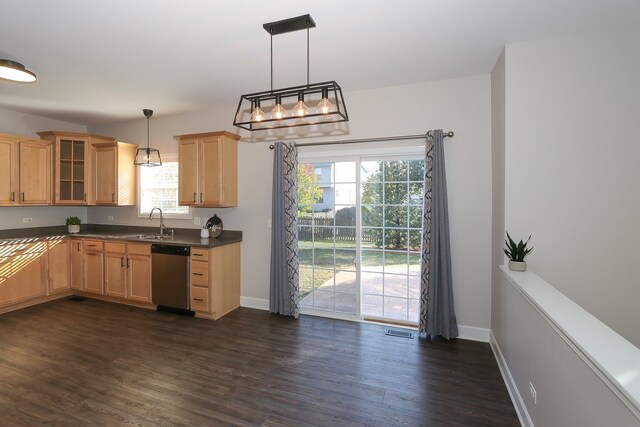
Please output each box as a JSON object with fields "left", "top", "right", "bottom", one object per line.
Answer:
{"left": 233, "top": 14, "right": 348, "bottom": 131}
{"left": 134, "top": 109, "right": 162, "bottom": 166}
{"left": 0, "top": 59, "right": 36, "bottom": 83}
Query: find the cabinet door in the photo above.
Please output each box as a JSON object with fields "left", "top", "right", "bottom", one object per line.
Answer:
{"left": 200, "top": 138, "right": 223, "bottom": 206}
{"left": 83, "top": 251, "right": 104, "bottom": 294}
{"left": 128, "top": 254, "right": 151, "bottom": 303}
{"left": 56, "top": 138, "right": 88, "bottom": 204}
{"left": 94, "top": 145, "right": 117, "bottom": 205}
{"left": 48, "top": 239, "right": 70, "bottom": 294}
{"left": 0, "top": 243, "right": 46, "bottom": 306}
{"left": 70, "top": 240, "right": 83, "bottom": 290}
{"left": 178, "top": 140, "right": 199, "bottom": 206}
{"left": 0, "top": 137, "right": 17, "bottom": 205}
{"left": 104, "top": 252, "right": 127, "bottom": 298}
{"left": 19, "top": 141, "right": 51, "bottom": 205}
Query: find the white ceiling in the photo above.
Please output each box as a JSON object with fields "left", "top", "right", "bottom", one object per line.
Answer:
{"left": 1, "top": 0, "right": 639, "bottom": 126}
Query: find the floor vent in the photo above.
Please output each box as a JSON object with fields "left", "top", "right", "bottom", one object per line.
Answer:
{"left": 385, "top": 328, "right": 415, "bottom": 339}
{"left": 68, "top": 296, "right": 88, "bottom": 302}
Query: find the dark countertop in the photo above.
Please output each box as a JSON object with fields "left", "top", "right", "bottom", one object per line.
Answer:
{"left": 0, "top": 225, "right": 242, "bottom": 248}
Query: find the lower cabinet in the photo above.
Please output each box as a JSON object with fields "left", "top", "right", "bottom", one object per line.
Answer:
{"left": 70, "top": 239, "right": 83, "bottom": 290}
{"left": 189, "top": 243, "right": 240, "bottom": 319}
{"left": 83, "top": 240, "right": 104, "bottom": 294}
{"left": 47, "top": 238, "right": 70, "bottom": 294}
{"left": 104, "top": 242, "right": 151, "bottom": 302}
{"left": 0, "top": 241, "right": 47, "bottom": 306}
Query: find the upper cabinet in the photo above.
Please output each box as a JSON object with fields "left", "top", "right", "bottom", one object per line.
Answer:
{"left": 174, "top": 131, "right": 240, "bottom": 208}
{"left": 38, "top": 131, "right": 115, "bottom": 205}
{"left": 93, "top": 141, "right": 137, "bottom": 206}
{"left": 0, "top": 133, "right": 51, "bottom": 206}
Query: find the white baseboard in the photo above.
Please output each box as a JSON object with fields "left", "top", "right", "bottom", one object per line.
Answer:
{"left": 490, "top": 331, "right": 532, "bottom": 427}
{"left": 457, "top": 325, "right": 490, "bottom": 342}
{"left": 240, "top": 296, "right": 269, "bottom": 311}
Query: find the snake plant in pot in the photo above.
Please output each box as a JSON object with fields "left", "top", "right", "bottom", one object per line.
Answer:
{"left": 504, "top": 232, "right": 533, "bottom": 271}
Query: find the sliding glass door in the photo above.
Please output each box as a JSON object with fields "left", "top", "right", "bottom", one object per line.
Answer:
{"left": 298, "top": 155, "right": 423, "bottom": 324}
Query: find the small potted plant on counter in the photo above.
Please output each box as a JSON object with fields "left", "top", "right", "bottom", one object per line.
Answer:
{"left": 65, "top": 216, "right": 81, "bottom": 234}
{"left": 504, "top": 232, "right": 533, "bottom": 271}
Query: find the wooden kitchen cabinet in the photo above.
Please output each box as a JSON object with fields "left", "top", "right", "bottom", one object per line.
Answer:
{"left": 47, "top": 238, "right": 70, "bottom": 294}
{"left": 0, "top": 241, "right": 47, "bottom": 306}
{"left": 93, "top": 141, "right": 137, "bottom": 205}
{"left": 189, "top": 243, "right": 240, "bottom": 319}
{"left": 175, "top": 131, "right": 240, "bottom": 207}
{"left": 70, "top": 239, "right": 83, "bottom": 290}
{"left": 104, "top": 241, "right": 151, "bottom": 302}
{"left": 83, "top": 240, "right": 104, "bottom": 294}
{"left": 0, "top": 134, "right": 51, "bottom": 206}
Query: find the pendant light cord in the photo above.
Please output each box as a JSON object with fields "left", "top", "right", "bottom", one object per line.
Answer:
{"left": 270, "top": 29, "right": 274, "bottom": 92}
{"left": 146, "top": 115, "right": 150, "bottom": 151}
{"left": 306, "top": 21, "right": 310, "bottom": 86}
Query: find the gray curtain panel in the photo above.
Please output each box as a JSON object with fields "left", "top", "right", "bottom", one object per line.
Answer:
{"left": 419, "top": 129, "right": 458, "bottom": 339}
{"left": 269, "top": 141, "right": 300, "bottom": 318}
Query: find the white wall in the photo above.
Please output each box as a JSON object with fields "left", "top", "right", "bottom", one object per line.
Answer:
{"left": 503, "top": 28, "right": 640, "bottom": 347}
{"left": 90, "top": 74, "right": 494, "bottom": 332}
{"left": 0, "top": 108, "right": 88, "bottom": 229}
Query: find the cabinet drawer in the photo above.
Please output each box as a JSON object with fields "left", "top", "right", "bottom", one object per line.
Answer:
{"left": 127, "top": 243, "right": 150, "bottom": 256}
{"left": 104, "top": 242, "right": 126, "bottom": 253}
{"left": 83, "top": 240, "right": 104, "bottom": 251}
{"left": 190, "top": 286, "right": 209, "bottom": 312}
{"left": 191, "top": 247, "right": 209, "bottom": 261}
{"left": 190, "top": 261, "right": 209, "bottom": 287}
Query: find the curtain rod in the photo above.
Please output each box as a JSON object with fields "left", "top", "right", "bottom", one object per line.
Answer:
{"left": 268, "top": 130, "right": 454, "bottom": 149}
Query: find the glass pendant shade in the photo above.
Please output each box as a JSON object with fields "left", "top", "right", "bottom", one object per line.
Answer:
{"left": 316, "top": 87, "right": 334, "bottom": 115}
{"left": 270, "top": 95, "right": 287, "bottom": 120}
{"left": 250, "top": 99, "right": 266, "bottom": 122}
{"left": 0, "top": 59, "right": 36, "bottom": 82}
{"left": 134, "top": 147, "right": 162, "bottom": 166}
{"left": 134, "top": 109, "right": 162, "bottom": 166}
{"left": 291, "top": 92, "right": 309, "bottom": 118}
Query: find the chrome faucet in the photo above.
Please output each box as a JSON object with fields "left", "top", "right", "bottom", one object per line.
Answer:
{"left": 149, "top": 207, "right": 167, "bottom": 235}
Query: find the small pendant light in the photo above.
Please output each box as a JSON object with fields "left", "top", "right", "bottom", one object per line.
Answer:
{"left": 134, "top": 109, "right": 162, "bottom": 166}
{"left": 0, "top": 59, "right": 36, "bottom": 83}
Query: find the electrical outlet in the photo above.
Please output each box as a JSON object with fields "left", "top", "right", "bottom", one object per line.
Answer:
{"left": 22, "top": 218, "right": 32, "bottom": 224}
{"left": 529, "top": 381, "right": 537, "bottom": 405}
{"left": 107, "top": 216, "right": 114, "bottom": 221}
{"left": 194, "top": 217, "right": 201, "bottom": 226}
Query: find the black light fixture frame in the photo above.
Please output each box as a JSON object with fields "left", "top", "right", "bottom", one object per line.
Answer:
{"left": 233, "top": 14, "right": 349, "bottom": 131}
{"left": 134, "top": 109, "right": 162, "bottom": 167}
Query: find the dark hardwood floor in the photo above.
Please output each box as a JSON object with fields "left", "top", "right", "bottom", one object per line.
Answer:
{"left": 0, "top": 298, "right": 519, "bottom": 426}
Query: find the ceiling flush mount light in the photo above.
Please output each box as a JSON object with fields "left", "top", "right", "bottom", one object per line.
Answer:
{"left": 134, "top": 109, "right": 162, "bottom": 166}
{"left": 0, "top": 59, "right": 36, "bottom": 83}
{"left": 233, "top": 14, "right": 348, "bottom": 131}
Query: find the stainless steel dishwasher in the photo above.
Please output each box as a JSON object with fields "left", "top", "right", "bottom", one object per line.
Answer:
{"left": 151, "top": 244, "right": 192, "bottom": 314}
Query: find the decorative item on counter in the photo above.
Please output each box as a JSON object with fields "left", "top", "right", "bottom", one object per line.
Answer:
{"left": 65, "top": 216, "right": 81, "bottom": 234}
{"left": 504, "top": 232, "right": 533, "bottom": 272}
{"left": 206, "top": 214, "right": 223, "bottom": 238}
{"left": 200, "top": 226, "right": 210, "bottom": 239}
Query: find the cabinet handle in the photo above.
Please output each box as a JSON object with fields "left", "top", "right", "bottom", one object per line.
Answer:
{"left": 86, "top": 252, "right": 97, "bottom": 256}
{"left": 112, "top": 193, "right": 115, "bottom": 202}
{"left": 193, "top": 298, "right": 204, "bottom": 302}
{"left": 126, "top": 258, "right": 130, "bottom": 268}
{"left": 200, "top": 193, "right": 203, "bottom": 203}
{"left": 121, "top": 257, "right": 124, "bottom": 267}
{"left": 87, "top": 244, "right": 97, "bottom": 247}
{"left": 193, "top": 192, "right": 197, "bottom": 203}
{"left": 84, "top": 193, "right": 87, "bottom": 202}
{"left": 21, "top": 192, "right": 25, "bottom": 202}
{"left": 77, "top": 242, "right": 81, "bottom": 252}
{"left": 193, "top": 272, "right": 203, "bottom": 276}
{"left": 193, "top": 253, "right": 203, "bottom": 257}
{"left": 11, "top": 192, "right": 15, "bottom": 202}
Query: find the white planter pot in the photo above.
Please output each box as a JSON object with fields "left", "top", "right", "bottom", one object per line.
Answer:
{"left": 508, "top": 260, "right": 527, "bottom": 272}
{"left": 68, "top": 224, "right": 80, "bottom": 234}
